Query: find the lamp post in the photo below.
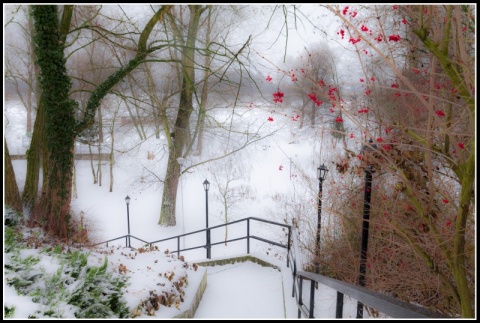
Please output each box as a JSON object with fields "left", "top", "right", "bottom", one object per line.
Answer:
{"left": 203, "top": 179, "right": 211, "bottom": 259}
{"left": 309, "top": 164, "right": 328, "bottom": 318}
{"left": 315, "top": 164, "right": 328, "bottom": 274}
{"left": 125, "top": 195, "right": 131, "bottom": 248}
{"left": 357, "top": 139, "right": 376, "bottom": 318}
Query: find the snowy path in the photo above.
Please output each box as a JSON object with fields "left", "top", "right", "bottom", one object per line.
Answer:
{"left": 194, "top": 261, "right": 288, "bottom": 318}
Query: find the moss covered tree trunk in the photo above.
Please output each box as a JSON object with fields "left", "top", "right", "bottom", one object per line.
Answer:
{"left": 27, "top": 5, "right": 172, "bottom": 239}
{"left": 23, "top": 5, "right": 73, "bottom": 220}
{"left": 31, "top": 5, "right": 76, "bottom": 239}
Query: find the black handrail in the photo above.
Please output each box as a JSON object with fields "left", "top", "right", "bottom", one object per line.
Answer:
{"left": 94, "top": 217, "right": 291, "bottom": 266}
{"left": 93, "top": 217, "right": 447, "bottom": 318}
{"left": 92, "top": 234, "right": 150, "bottom": 248}
{"left": 288, "top": 226, "right": 447, "bottom": 318}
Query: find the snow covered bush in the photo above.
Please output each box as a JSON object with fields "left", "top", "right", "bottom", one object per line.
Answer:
{"left": 4, "top": 210, "right": 130, "bottom": 318}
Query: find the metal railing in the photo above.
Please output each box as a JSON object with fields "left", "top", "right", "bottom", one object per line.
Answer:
{"left": 148, "top": 217, "right": 291, "bottom": 265}
{"left": 93, "top": 217, "right": 447, "bottom": 319}
{"left": 92, "top": 234, "right": 150, "bottom": 248}
{"left": 93, "top": 217, "right": 291, "bottom": 266}
{"left": 287, "top": 226, "right": 447, "bottom": 319}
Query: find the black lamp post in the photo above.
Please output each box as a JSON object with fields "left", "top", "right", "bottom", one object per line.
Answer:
{"left": 125, "top": 195, "right": 131, "bottom": 248}
{"left": 309, "top": 164, "right": 329, "bottom": 317}
{"left": 315, "top": 164, "right": 328, "bottom": 274}
{"left": 357, "top": 139, "right": 376, "bottom": 318}
{"left": 203, "top": 179, "right": 211, "bottom": 259}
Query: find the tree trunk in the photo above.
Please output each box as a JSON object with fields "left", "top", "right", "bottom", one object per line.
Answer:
{"left": 109, "top": 109, "right": 118, "bottom": 193}
{"left": 31, "top": 5, "right": 76, "bottom": 239}
{"left": 159, "top": 153, "right": 181, "bottom": 226}
{"left": 23, "top": 5, "right": 73, "bottom": 220}
{"left": 196, "top": 105, "right": 207, "bottom": 155}
{"left": 96, "top": 104, "right": 103, "bottom": 185}
{"left": 195, "top": 6, "right": 212, "bottom": 156}
{"left": 72, "top": 162, "right": 77, "bottom": 199}
{"left": 88, "top": 142, "right": 97, "bottom": 184}
{"left": 159, "top": 5, "right": 205, "bottom": 226}
{"left": 125, "top": 75, "right": 147, "bottom": 140}
{"left": 39, "top": 160, "right": 74, "bottom": 239}
{"left": 142, "top": 66, "right": 163, "bottom": 139}
{"left": 22, "top": 96, "right": 45, "bottom": 216}
{"left": 453, "top": 149, "right": 474, "bottom": 318}
{"left": 411, "top": 8, "right": 474, "bottom": 316}
{"left": 26, "top": 5, "right": 36, "bottom": 135}
{"left": 309, "top": 101, "right": 316, "bottom": 128}
{"left": 5, "top": 140, "right": 22, "bottom": 213}
{"left": 299, "top": 99, "right": 307, "bottom": 129}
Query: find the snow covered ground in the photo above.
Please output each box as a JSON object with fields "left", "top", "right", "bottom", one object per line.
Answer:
{"left": 5, "top": 98, "right": 366, "bottom": 318}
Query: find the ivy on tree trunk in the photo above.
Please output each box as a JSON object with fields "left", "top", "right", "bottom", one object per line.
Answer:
{"left": 26, "top": 5, "right": 172, "bottom": 239}
{"left": 31, "top": 5, "right": 77, "bottom": 239}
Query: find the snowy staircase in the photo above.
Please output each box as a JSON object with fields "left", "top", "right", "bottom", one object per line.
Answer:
{"left": 175, "top": 254, "right": 295, "bottom": 318}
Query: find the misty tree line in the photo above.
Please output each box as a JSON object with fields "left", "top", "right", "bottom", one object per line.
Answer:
{"left": 4, "top": 4, "right": 475, "bottom": 317}
{"left": 4, "top": 5, "right": 257, "bottom": 231}
{"left": 4, "top": 4, "right": 340, "bottom": 233}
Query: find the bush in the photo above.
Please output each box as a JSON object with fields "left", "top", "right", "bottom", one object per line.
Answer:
{"left": 68, "top": 257, "right": 130, "bottom": 318}
{"left": 5, "top": 221, "right": 130, "bottom": 318}
{"left": 4, "top": 207, "right": 22, "bottom": 227}
{"left": 4, "top": 305, "right": 16, "bottom": 318}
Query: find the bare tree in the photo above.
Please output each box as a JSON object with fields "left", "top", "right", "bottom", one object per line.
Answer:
{"left": 4, "top": 6, "right": 38, "bottom": 136}
{"left": 211, "top": 154, "right": 253, "bottom": 244}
